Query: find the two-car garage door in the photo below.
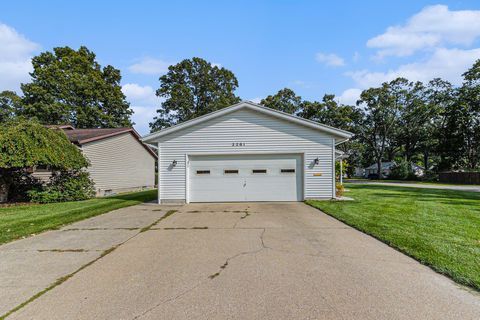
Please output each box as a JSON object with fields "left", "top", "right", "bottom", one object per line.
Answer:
{"left": 188, "top": 154, "right": 303, "bottom": 202}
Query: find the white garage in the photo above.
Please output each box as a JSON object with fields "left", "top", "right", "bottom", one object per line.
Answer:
{"left": 142, "top": 101, "right": 352, "bottom": 204}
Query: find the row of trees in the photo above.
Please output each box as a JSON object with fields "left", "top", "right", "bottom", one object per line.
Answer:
{"left": 151, "top": 57, "right": 480, "bottom": 177}
{"left": 1, "top": 46, "right": 480, "bottom": 181}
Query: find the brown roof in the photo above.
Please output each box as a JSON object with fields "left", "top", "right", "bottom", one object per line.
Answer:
{"left": 57, "top": 127, "right": 157, "bottom": 158}
{"left": 63, "top": 128, "right": 132, "bottom": 144}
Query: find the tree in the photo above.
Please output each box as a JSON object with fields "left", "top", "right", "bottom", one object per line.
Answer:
{"left": 21, "top": 46, "right": 133, "bottom": 128}
{"left": 0, "top": 119, "right": 89, "bottom": 201}
{"left": 357, "top": 83, "right": 400, "bottom": 179}
{"left": 456, "top": 59, "right": 480, "bottom": 170}
{"left": 300, "top": 94, "right": 361, "bottom": 131}
{"left": 388, "top": 78, "right": 437, "bottom": 163}
{"left": 0, "top": 91, "right": 22, "bottom": 123}
{"left": 424, "top": 78, "right": 455, "bottom": 171}
{"left": 150, "top": 57, "right": 240, "bottom": 131}
{"left": 261, "top": 88, "right": 303, "bottom": 115}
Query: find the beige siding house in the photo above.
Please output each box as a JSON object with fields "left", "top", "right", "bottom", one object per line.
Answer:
{"left": 37, "top": 126, "right": 157, "bottom": 196}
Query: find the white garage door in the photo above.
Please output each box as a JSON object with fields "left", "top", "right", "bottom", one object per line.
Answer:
{"left": 188, "top": 154, "right": 303, "bottom": 202}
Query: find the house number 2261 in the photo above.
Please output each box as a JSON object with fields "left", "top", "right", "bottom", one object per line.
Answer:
{"left": 232, "top": 142, "right": 246, "bottom": 147}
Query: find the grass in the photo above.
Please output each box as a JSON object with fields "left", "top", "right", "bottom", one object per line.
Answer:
{"left": 306, "top": 184, "right": 480, "bottom": 291}
{"left": 0, "top": 189, "right": 157, "bottom": 245}
{"left": 346, "top": 178, "right": 480, "bottom": 186}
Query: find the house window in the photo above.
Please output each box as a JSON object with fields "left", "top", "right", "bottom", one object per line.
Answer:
{"left": 196, "top": 170, "right": 210, "bottom": 175}
{"left": 224, "top": 169, "right": 239, "bottom": 174}
{"left": 252, "top": 169, "right": 267, "bottom": 174}
{"left": 281, "top": 169, "right": 295, "bottom": 173}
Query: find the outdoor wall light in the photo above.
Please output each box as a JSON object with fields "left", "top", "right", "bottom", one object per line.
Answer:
{"left": 172, "top": 160, "right": 177, "bottom": 167}
{"left": 314, "top": 157, "right": 319, "bottom": 165}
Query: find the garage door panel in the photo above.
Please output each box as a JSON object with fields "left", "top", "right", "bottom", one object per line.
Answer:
{"left": 188, "top": 154, "right": 302, "bottom": 202}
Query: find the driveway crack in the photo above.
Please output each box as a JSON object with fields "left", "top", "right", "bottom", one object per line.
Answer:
{"left": 209, "top": 228, "right": 268, "bottom": 279}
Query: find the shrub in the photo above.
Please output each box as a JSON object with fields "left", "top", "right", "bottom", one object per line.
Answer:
{"left": 389, "top": 161, "right": 411, "bottom": 180}
{"left": 28, "top": 170, "right": 95, "bottom": 203}
{"left": 0, "top": 119, "right": 89, "bottom": 202}
{"left": 336, "top": 183, "right": 345, "bottom": 198}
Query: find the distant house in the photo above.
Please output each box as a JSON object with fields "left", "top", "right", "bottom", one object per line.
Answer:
{"left": 34, "top": 125, "right": 157, "bottom": 196}
{"left": 364, "top": 162, "right": 396, "bottom": 178}
{"left": 364, "top": 161, "right": 424, "bottom": 178}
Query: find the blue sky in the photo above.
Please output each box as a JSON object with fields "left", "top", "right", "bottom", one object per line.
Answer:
{"left": 2, "top": 1, "right": 480, "bottom": 134}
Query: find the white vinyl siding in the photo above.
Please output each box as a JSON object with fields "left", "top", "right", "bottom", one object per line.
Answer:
{"left": 156, "top": 108, "right": 335, "bottom": 202}
{"left": 82, "top": 133, "right": 155, "bottom": 194}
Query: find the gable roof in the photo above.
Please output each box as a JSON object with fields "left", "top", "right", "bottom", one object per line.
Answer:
{"left": 142, "top": 101, "right": 354, "bottom": 144}
{"left": 365, "top": 162, "right": 395, "bottom": 170}
{"left": 57, "top": 127, "right": 157, "bottom": 158}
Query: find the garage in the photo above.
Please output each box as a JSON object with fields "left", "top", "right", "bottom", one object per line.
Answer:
{"left": 188, "top": 154, "right": 303, "bottom": 202}
{"left": 142, "top": 101, "right": 353, "bottom": 204}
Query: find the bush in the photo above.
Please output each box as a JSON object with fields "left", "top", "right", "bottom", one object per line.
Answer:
{"left": 389, "top": 161, "right": 411, "bottom": 180}
{"left": 8, "top": 170, "right": 43, "bottom": 202}
{"left": 336, "top": 183, "right": 345, "bottom": 198}
{"left": 28, "top": 170, "right": 95, "bottom": 203}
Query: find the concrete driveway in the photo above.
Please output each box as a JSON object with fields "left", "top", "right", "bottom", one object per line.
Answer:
{"left": 2, "top": 202, "right": 480, "bottom": 319}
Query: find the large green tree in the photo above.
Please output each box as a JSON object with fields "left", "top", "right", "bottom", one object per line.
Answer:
{"left": 357, "top": 82, "right": 400, "bottom": 179}
{"left": 300, "top": 94, "right": 361, "bottom": 132}
{"left": 0, "top": 119, "right": 89, "bottom": 201}
{"left": 261, "top": 88, "right": 303, "bottom": 115}
{"left": 21, "top": 46, "right": 133, "bottom": 128}
{"left": 424, "top": 78, "right": 455, "bottom": 171}
{"left": 0, "top": 91, "right": 22, "bottom": 123}
{"left": 150, "top": 57, "right": 240, "bottom": 131}
{"left": 456, "top": 59, "right": 480, "bottom": 169}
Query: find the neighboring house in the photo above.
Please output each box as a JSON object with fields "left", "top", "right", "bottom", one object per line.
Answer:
{"left": 364, "top": 161, "right": 424, "bottom": 178}
{"left": 142, "top": 101, "right": 353, "bottom": 203}
{"left": 34, "top": 126, "right": 157, "bottom": 196}
{"left": 364, "top": 162, "right": 396, "bottom": 178}
{"left": 353, "top": 167, "right": 365, "bottom": 177}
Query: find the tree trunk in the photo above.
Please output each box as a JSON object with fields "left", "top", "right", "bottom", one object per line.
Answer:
{"left": 423, "top": 152, "right": 429, "bottom": 174}
{"left": 377, "top": 159, "right": 382, "bottom": 180}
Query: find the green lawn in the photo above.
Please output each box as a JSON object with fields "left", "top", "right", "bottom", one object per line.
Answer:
{"left": 345, "top": 178, "right": 480, "bottom": 187}
{"left": 0, "top": 189, "right": 157, "bottom": 245}
{"left": 307, "top": 184, "right": 480, "bottom": 291}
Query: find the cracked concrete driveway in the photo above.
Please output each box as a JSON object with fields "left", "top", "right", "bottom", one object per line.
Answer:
{"left": 3, "top": 202, "right": 480, "bottom": 319}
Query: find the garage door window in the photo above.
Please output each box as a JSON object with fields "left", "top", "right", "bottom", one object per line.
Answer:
{"left": 281, "top": 169, "right": 295, "bottom": 173}
{"left": 252, "top": 169, "right": 267, "bottom": 174}
{"left": 196, "top": 170, "right": 210, "bottom": 175}
{"left": 224, "top": 169, "right": 239, "bottom": 174}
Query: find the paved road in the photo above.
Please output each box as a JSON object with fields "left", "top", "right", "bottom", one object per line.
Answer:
{"left": 2, "top": 203, "right": 480, "bottom": 319}
{"left": 347, "top": 180, "right": 480, "bottom": 192}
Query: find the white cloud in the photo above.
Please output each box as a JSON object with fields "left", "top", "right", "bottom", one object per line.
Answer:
{"left": 347, "top": 47, "right": 480, "bottom": 88}
{"left": 122, "top": 83, "right": 158, "bottom": 104}
{"left": 338, "top": 88, "right": 362, "bottom": 106}
{"left": 249, "top": 97, "right": 262, "bottom": 104}
{"left": 315, "top": 52, "right": 345, "bottom": 67}
{"left": 128, "top": 57, "right": 171, "bottom": 75}
{"left": 367, "top": 5, "right": 480, "bottom": 58}
{"left": 122, "top": 83, "right": 161, "bottom": 135}
{"left": 0, "top": 23, "right": 39, "bottom": 91}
